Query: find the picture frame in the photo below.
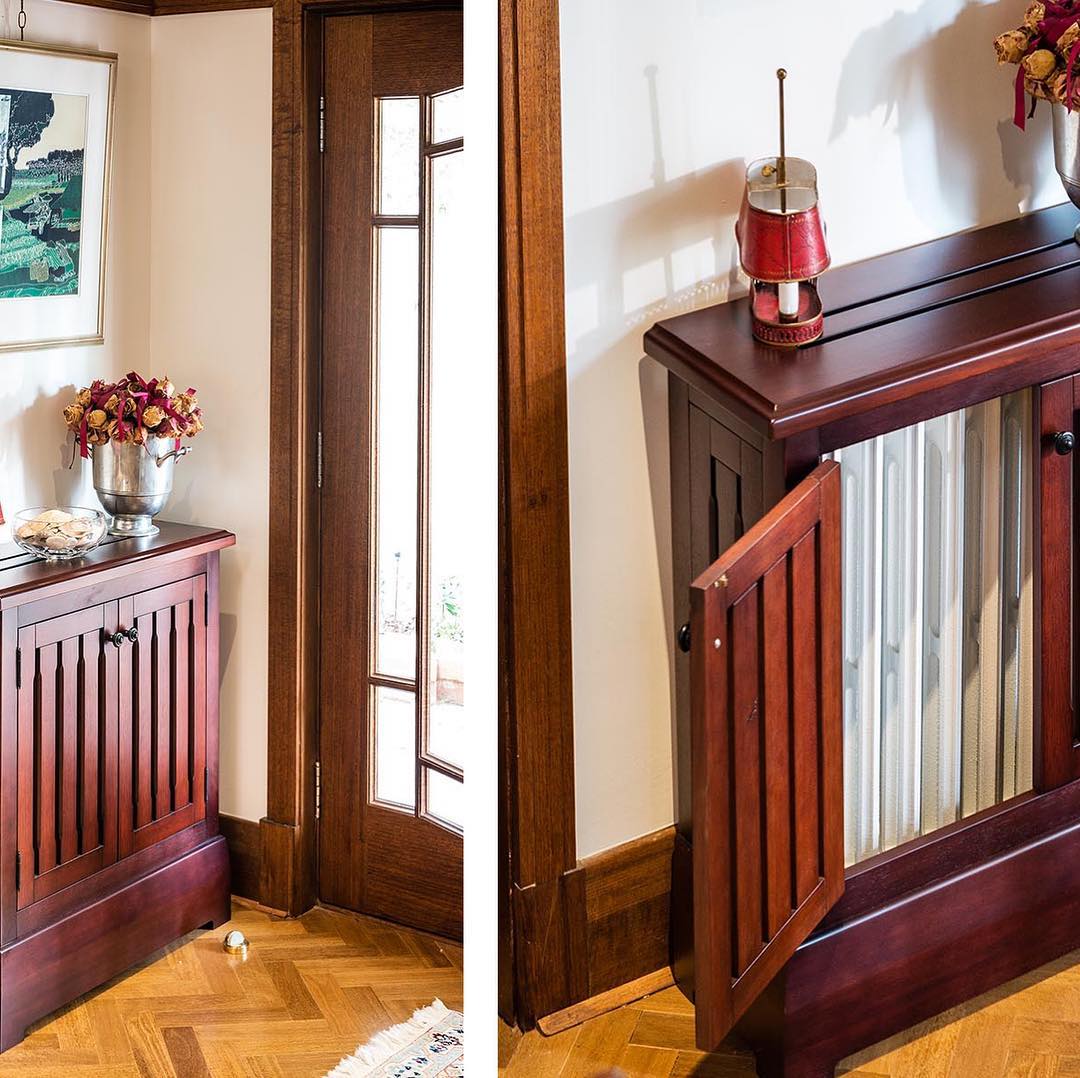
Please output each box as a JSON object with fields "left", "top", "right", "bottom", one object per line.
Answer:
{"left": 0, "top": 39, "right": 116, "bottom": 353}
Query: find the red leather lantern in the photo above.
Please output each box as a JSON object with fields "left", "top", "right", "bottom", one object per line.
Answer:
{"left": 735, "top": 70, "right": 831, "bottom": 347}
{"left": 736, "top": 156, "right": 830, "bottom": 347}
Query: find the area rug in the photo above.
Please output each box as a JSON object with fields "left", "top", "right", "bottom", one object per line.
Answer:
{"left": 325, "top": 1000, "right": 464, "bottom": 1078}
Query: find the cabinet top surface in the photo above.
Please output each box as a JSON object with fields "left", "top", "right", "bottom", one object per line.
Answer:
{"left": 0, "top": 521, "right": 234, "bottom": 601}
{"left": 645, "top": 202, "right": 1080, "bottom": 441}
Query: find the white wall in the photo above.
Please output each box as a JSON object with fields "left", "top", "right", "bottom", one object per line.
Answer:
{"left": 0, "top": 4, "right": 273, "bottom": 824}
{"left": 561, "top": 0, "right": 1066, "bottom": 858}
{"left": 0, "top": 4, "right": 151, "bottom": 521}
{"left": 149, "top": 10, "right": 273, "bottom": 823}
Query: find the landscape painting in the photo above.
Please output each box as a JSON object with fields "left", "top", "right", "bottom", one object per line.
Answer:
{"left": 0, "top": 88, "right": 88, "bottom": 299}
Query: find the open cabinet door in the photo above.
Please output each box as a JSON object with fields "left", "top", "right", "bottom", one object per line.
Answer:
{"left": 691, "top": 460, "right": 843, "bottom": 1052}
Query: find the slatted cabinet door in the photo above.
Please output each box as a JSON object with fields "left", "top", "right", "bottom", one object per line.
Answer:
{"left": 117, "top": 577, "right": 207, "bottom": 858}
{"left": 16, "top": 603, "right": 119, "bottom": 909}
{"left": 690, "top": 461, "right": 844, "bottom": 1052}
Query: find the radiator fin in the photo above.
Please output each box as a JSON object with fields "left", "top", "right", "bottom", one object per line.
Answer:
{"left": 832, "top": 390, "right": 1033, "bottom": 866}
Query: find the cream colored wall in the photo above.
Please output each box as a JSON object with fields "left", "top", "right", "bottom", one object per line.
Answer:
{"left": 0, "top": 4, "right": 151, "bottom": 526}
{"left": 561, "top": 0, "right": 1068, "bottom": 859}
{"left": 149, "top": 10, "right": 273, "bottom": 823}
{"left": 0, "top": 4, "right": 272, "bottom": 824}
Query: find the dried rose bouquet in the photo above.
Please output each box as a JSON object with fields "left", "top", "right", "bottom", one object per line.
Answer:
{"left": 64, "top": 372, "right": 205, "bottom": 459}
{"left": 996, "top": 1, "right": 1080, "bottom": 126}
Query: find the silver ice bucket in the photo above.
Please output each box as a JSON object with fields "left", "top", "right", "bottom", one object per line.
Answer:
{"left": 1052, "top": 104, "right": 1080, "bottom": 241}
{"left": 92, "top": 438, "right": 191, "bottom": 537}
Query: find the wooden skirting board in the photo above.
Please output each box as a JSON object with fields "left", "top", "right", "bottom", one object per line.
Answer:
{"left": 522, "top": 826, "right": 677, "bottom": 1029}
{"left": 219, "top": 814, "right": 262, "bottom": 905}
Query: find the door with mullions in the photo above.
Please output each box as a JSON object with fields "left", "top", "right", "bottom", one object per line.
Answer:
{"left": 319, "top": 9, "right": 464, "bottom": 939}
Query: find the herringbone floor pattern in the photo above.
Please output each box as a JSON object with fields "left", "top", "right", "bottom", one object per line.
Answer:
{"left": 501, "top": 947, "right": 1080, "bottom": 1077}
{"left": 0, "top": 899, "right": 463, "bottom": 1078}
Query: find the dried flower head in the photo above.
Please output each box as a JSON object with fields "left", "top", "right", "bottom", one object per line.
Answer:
{"left": 995, "top": 28, "right": 1033, "bottom": 64}
{"left": 142, "top": 405, "right": 165, "bottom": 429}
{"left": 63, "top": 404, "right": 84, "bottom": 429}
{"left": 86, "top": 409, "right": 108, "bottom": 430}
{"left": 1023, "top": 47, "right": 1059, "bottom": 80}
{"left": 1026, "top": 1, "right": 1047, "bottom": 31}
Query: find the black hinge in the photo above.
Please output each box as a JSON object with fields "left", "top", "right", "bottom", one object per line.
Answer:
{"left": 319, "top": 95, "right": 326, "bottom": 153}
{"left": 316, "top": 430, "right": 324, "bottom": 490}
{"left": 15, "top": 851, "right": 21, "bottom": 892}
{"left": 15, "top": 648, "right": 20, "bottom": 689}
{"left": 204, "top": 767, "right": 209, "bottom": 802}
{"left": 315, "top": 760, "right": 321, "bottom": 820}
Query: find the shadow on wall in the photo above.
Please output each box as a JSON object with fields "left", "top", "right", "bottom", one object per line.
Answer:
{"left": 0, "top": 381, "right": 92, "bottom": 524}
{"left": 564, "top": 59, "right": 753, "bottom": 829}
{"left": 831, "top": 0, "right": 1054, "bottom": 229}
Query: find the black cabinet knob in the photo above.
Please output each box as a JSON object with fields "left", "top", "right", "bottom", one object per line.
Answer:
{"left": 111, "top": 631, "right": 125, "bottom": 649}
{"left": 126, "top": 626, "right": 139, "bottom": 644}
{"left": 677, "top": 623, "right": 691, "bottom": 653}
{"left": 1055, "top": 431, "right": 1076, "bottom": 456}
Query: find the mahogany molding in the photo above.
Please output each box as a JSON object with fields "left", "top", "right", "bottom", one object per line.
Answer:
{"left": 49, "top": 0, "right": 271, "bottom": 14}
{"left": 218, "top": 814, "right": 262, "bottom": 905}
{"left": 513, "top": 827, "right": 676, "bottom": 1027}
{"left": 500, "top": 0, "right": 586, "bottom": 1027}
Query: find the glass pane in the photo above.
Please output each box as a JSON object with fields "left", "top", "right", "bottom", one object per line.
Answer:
{"left": 431, "top": 87, "right": 463, "bottom": 144}
{"left": 834, "top": 389, "right": 1033, "bottom": 867}
{"left": 374, "top": 227, "right": 420, "bottom": 680}
{"left": 374, "top": 687, "right": 416, "bottom": 809}
{"left": 378, "top": 97, "right": 419, "bottom": 215}
{"left": 427, "top": 768, "right": 463, "bottom": 831}
{"left": 426, "top": 149, "right": 466, "bottom": 771}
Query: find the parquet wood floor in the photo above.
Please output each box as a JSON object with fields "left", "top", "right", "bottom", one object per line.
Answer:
{"left": 0, "top": 899, "right": 463, "bottom": 1078}
{"left": 501, "top": 948, "right": 1080, "bottom": 1077}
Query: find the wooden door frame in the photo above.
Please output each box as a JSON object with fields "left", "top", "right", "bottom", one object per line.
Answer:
{"left": 499, "top": 0, "right": 587, "bottom": 1026}
{"left": 262, "top": 0, "right": 465, "bottom": 918}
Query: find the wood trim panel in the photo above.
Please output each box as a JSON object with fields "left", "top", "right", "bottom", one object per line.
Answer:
{"left": 500, "top": 0, "right": 583, "bottom": 1027}
{"left": 262, "top": 0, "right": 322, "bottom": 917}
{"left": 219, "top": 814, "right": 261, "bottom": 902}
{"left": 515, "top": 827, "right": 676, "bottom": 1027}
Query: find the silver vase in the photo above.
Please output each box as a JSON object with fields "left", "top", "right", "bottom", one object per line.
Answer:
{"left": 92, "top": 438, "right": 191, "bottom": 537}
{"left": 1052, "top": 104, "right": 1080, "bottom": 242}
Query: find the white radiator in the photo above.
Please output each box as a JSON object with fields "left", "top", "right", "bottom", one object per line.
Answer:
{"left": 831, "top": 391, "right": 1033, "bottom": 866}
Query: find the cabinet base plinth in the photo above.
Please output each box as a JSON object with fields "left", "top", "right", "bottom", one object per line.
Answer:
{"left": 0, "top": 835, "right": 230, "bottom": 1052}
{"left": 736, "top": 818, "right": 1080, "bottom": 1076}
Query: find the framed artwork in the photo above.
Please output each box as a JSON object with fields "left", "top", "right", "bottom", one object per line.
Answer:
{"left": 0, "top": 39, "right": 116, "bottom": 353}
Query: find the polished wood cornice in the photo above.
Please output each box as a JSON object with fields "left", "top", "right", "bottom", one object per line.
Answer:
{"left": 49, "top": 0, "right": 271, "bottom": 13}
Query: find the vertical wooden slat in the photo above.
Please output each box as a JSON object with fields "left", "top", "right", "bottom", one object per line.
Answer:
{"left": 791, "top": 530, "right": 821, "bottom": 902}
{"left": 81, "top": 629, "right": 100, "bottom": 853}
{"left": 762, "top": 556, "right": 792, "bottom": 937}
{"left": 135, "top": 612, "right": 153, "bottom": 830}
{"left": 193, "top": 583, "right": 208, "bottom": 823}
{"left": 730, "top": 588, "right": 763, "bottom": 975}
{"left": 59, "top": 637, "right": 79, "bottom": 864}
{"left": 16, "top": 626, "right": 36, "bottom": 907}
{"left": 173, "top": 601, "right": 191, "bottom": 809}
{"left": 37, "top": 644, "right": 57, "bottom": 876}
{"left": 154, "top": 608, "right": 173, "bottom": 818}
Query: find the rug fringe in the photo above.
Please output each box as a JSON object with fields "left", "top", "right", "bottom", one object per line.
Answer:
{"left": 325, "top": 999, "right": 451, "bottom": 1077}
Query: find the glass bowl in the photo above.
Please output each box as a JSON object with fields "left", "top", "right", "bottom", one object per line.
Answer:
{"left": 12, "top": 507, "right": 108, "bottom": 562}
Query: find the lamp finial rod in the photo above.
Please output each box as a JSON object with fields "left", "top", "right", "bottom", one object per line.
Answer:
{"left": 777, "top": 68, "right": 787, "bottom": 212}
